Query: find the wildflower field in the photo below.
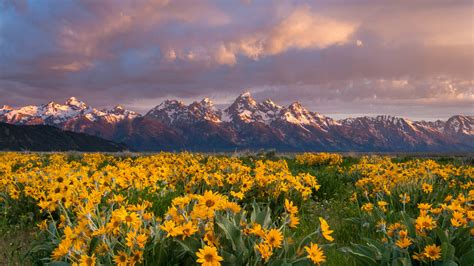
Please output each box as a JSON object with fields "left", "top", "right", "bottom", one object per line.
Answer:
{"left": 0, "top": 152, "right": 473, "bottom": 266}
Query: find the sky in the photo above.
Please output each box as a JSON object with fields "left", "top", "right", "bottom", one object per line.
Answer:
{"left": 0, "top": 0, "right": 473, "bottom": 121}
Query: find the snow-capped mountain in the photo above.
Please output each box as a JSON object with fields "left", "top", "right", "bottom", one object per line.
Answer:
{"left": 0, "top": 93, "right": 472, "bottom": 151}
{"left": 0, "top": 97, "right": 139, "bottom": 126}
{"left": 0, "top": 97, "right": 91, "bottom": 125}
{"left": 145, "top": 98, "right": 222, "bottom": 125}
{"left": 223, "top": 91, "right": 263, "bottom": 123}
{"left": 257, "top": 99, "right": 284, "bottom": 124}
{"left": 0, "top": 97, "right": 140, "bottom": 141}
{"left": 444, "top": 115, "right": 473, "bottom": 135}
{"left": 222, "top": 92, "right": 333, "bottom": 129}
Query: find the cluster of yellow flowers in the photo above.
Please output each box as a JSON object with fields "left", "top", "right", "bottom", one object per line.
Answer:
{"left": 350, "top": 156, "right": 473, "bottom": 263}
{"left": 352, "top": 157, "right": 472, "bottom": 196}
{"left": 0, "top": 152, "right": 328, "bottom": 265}
{"left": 295, "top": 152, "right": 343, "bottom": 166}
{"left": 160, "top": 191, "right": 240, "bottom": 241}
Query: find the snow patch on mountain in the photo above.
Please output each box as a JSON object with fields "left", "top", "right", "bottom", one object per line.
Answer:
{"left": 0, "top": 105, "right": 13, "bottom": 116}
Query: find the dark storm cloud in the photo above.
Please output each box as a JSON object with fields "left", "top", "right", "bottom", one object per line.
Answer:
{"left": 0, "top": 0, "right": 473, "bottom": 119}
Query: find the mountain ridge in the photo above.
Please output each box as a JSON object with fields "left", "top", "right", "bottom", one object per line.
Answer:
{"left": 0, "top": 122, "right": 129, "bottom": 152}
{"left": 1, "top": 93, "right": 472, "bottom": 151}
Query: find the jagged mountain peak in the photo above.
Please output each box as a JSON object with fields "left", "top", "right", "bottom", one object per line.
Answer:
{"left": 191, "top": 97, "right": 219, "bottom": 112}
{"left": 239, "top": 91, "right": 252, "bottom": 98}
{"left": 200, "top": 97, "right": 213, "bottom": 106}
{"left": 281, "top": 102, "right": 318, "bottom": 126}
{"left": 259, "top": 99, "right": 281, "bottom": 109}
{"left": 65, "top": 96, "right": 88, "bottom": 109}
{"left": 224, "top": 92, "right": 261, "bottom": 123}
{"left": 146, "top": 100, "right": 187, "bottom": 116}
{"left": 224, "top": 94, "right": 329, "bottom": 126}
{"left": 0, "top": 105, "right": 13, "bottom": 116}
{"left": 371, "top": 115, "right": 411, "bottom": 126}
{"left": 146, "top": 97, "right": 222, "bottom": 125}
{"left": 288, "top": 101, "right": 308, "bottom": 112}
{"left": 147, "top": 101, "right": 181, "bottom": 116}
{"left": 285, "top": 102, "right": 326, "bottom": 120}
{"left": 1, "top": 105, "right": 13, "bottom": 111}
{"left": 189, "top": 98, "right": 218, "bottom": 112}
{"left": 448, "top": 114, "right": 473, "bottom": 121}
{"left": 108, "top": 104, "right": 138, "bottom": 116}
{"left": 445, "top": 115, "right": 473, "bottom": 135}
{"left": 65, "top": 96, "right": 78, "bottom": 102}
{"left": 340, "top": 115, "right": 411, "bottom": 127}
{"left": 233, "top": 91, "right": 257, "bottom": 106}
{"left": 159, "top": 99, "right": 186, "bottom": 108}
{"left": 375, "top": 115, "right": 410, "bottom": 122}
{"left": 44, "top": 101, "right": 58, "bottom": 106}
{"left": 113, "top": 104, "right": 124, "bottom": 111}
{"left": 188, "top": 99, "right": 222, "bottom": 123}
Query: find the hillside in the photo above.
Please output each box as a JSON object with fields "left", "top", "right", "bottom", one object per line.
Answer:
{"left": 0, "top": 122, "right": 129, "bottom": 152}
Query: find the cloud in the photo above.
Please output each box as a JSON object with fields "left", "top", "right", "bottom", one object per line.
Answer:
{"left": 215, "top": 44, "right": 237, "bottom": 65}
{"left": 262, "top": 6, "right": 356, "bottom": 54}
{"left": 209, "top": 6, "right": 357, "bottom": 63}
{"left": 165, "top": 49, "right": 177, "bottom": 61}
{"left": 0, "top": 0, "right": 473, "bottom": 120}
{"left": 50, "top": 61, "right": 93, "bottom": 72}
{"left": 59, "top": 0, "right": 229, "bottom": 57}
{"left": 246, "top": 76, "right": 474, "bottom": 120}
{"left": 357, "top": 2, "right": 474, "bottom": 47}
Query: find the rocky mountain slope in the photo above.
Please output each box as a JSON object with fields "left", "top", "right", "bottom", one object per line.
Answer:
{"left": 1, "top": 94, "right": 472, "bottom": 151}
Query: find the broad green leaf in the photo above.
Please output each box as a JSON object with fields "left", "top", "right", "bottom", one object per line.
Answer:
{"left": 459, "top": 249, "right": 474, "bottom": 266}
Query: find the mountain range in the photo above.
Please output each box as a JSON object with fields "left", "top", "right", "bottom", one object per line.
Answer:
{"left": 1, "top": 93, "right": 472, "bottom": 152}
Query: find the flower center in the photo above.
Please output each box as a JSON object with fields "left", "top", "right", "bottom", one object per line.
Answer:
{"left": 205, "top": 200, "right": 215, "bottom": 207}
{"left": 204, "top": 254, "right": 214, "bottom": 262}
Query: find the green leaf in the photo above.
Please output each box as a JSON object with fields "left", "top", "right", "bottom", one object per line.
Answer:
{"left": 340, "top": 246, "right": 378, "bottom": 265}
{"left": 459, "top": 249, "right": 474, "bottom": 265}
{"left": 88, "top": 237, "right": 99, "bottom": 254}
{"left": 221, "top": 249, "right": 238, "bottom": 265}
{"left": 400, "top": 212, "right": 416, "bottom": 237}
{"left": 250, "top": 201, "right": 259, "bottom": 223}
{"left": 175, "top": 238, "right": 200, "bottom": 258}
{"left": 441, "top": 260, "right": 458, "bottom": 266}
{"left": 259, "top": 206, "right": 272, "bottom": 228}
{"left": 435, "top": 228, "right": 449, "bottom": 243}
{"left": 441, "top": 241, "right": 455, "bottom": 262}
{"left": 363, "top": 238, "right": 385, "bottom": 253}
{"left": 398, "top": 257, "right": 412, "bottom": 266}
{"left": 215, "top": 214, "right": 247, "bottom": 255}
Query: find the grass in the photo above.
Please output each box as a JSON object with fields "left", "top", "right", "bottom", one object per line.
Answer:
{"left": 0, "top": 222, "right": 35, "bottom": 265}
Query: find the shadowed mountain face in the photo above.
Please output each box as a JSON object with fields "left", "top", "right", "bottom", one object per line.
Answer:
{"left": 0, "top": 122, "right": 128, "bottom": 152}
{"left": 0, "top": 94, "right": 472, "bottom": 152}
